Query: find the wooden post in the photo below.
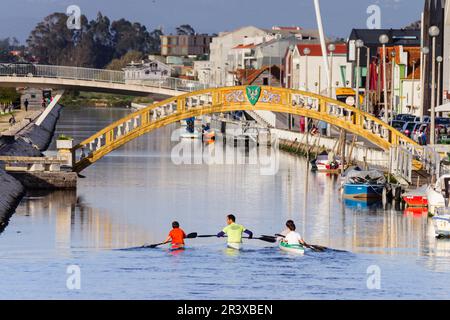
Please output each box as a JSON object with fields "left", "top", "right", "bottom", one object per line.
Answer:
{"left": 340, "top": 130, "right": 346, "bottom": 174}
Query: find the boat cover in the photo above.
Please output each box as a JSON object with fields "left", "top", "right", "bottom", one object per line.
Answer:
{"left": 344, "top": 170, "right": 386, "bottom": 185}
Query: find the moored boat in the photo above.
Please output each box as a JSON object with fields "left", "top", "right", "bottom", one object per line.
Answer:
{"left": 278, "top": 241, "right": 305, "bottom": 255}
{"left": 426, "top": 174, "right": 450, "bottom": 215}
{"left": 432, "top": 212, "right": 450, "bottom": 238}
{"left": 343, "top": 170, "right": 386, "bottom": 199}
{"left": 311, "top": 151, "right": 341, "bottom": 173}
{"left": 402, "top": 185, "right": 428, "bottom": 207}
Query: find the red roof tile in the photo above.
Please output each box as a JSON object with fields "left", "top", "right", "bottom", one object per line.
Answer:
{"left": 296, "top": 43, "right": 347, "bottom": 56}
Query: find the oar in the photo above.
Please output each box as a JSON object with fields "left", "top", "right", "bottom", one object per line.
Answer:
{"left": 144, "top": 232, "right": 198, "bottom": 249}
{"left": 196, "top": 234, "right": 277, "bottom": 243}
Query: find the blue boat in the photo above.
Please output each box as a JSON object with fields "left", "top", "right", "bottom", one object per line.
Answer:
{"left": 343, "top": 170, "right": 386, "bottom": 200}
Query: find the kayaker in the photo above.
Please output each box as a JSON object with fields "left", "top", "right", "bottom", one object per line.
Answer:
{"left": 163, "top": 221, "right": 187, "bottom": 247}
{"left": 217, "top": 214, "right": 253, "bottom": 248}
{"left": 282, "top": 220, "right": 307, "bottom": 246}
{"left": 277, "top": 219, "right": 294, "bottom": 241}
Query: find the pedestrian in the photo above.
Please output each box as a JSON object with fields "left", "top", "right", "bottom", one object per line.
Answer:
{"left": 24, "top": 99, "right": 29, "bottom": 112}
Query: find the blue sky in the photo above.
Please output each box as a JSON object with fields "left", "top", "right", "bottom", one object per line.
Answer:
{"left": 1, "top": 0, "right": 424, "bottom": 43}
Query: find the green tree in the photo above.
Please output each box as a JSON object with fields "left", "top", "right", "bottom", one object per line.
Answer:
{"left": 0, "top": 88, "right": 20, "bottom": 104}
{"left": 106, "top": 50, "right": 144, "bottom": 70}
{"left": 176, "top": 24, "right": 195, "bottom": 35}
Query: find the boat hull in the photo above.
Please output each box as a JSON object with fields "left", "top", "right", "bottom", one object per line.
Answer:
{"left": 402, "top": 195, "right": 428, "bottom": 207}
{"left": 227, "top": 243, "right": 242, "bottom": 250}
{"left": 433, "top": 215, "right": 450, "bottom": 237}
{"left": 279, "top": 241, "right": 305, "bottom": 255}
{"left": 343, "top": 184, "right": 384, "bottom": 199}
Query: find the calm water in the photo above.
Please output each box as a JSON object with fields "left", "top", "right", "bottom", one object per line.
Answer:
{"left": 1, "top": 106, "right": 450, "bottom": 299}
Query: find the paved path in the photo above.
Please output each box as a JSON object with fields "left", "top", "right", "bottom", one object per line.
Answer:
{"left": 0, "top": 110, "right": 29, "bottom": 134}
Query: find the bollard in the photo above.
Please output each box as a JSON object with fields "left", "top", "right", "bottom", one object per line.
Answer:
{"left": 57, "top": 138, "right": 75, "bottom": 170}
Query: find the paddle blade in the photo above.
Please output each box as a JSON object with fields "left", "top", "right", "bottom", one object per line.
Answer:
{"left": 258, "top": 236, "right": 277, "bottom": 243}
{"left": 186, "top": 232, "right": 197, "bottom": 239}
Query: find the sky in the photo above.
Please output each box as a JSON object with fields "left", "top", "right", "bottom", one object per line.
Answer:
{"left": 0, "top": 0, "right": 424, "bottom": 43}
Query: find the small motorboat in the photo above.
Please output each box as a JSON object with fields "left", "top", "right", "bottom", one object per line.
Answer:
{"left": 402, "top": 185, "right": 428, "bottom": 208}
{"left": 426, "top": 174, "right": 450, "bottom": 215}
{"left": 432, "top": 211, "right": 450, "bottom": 238}
{"left": 278, "top": 241, "right": 305, "bottom": 255}
{"left": 342, "top": 170, "right": 386, "bottom": 200}
{"left": 311, "top": 151, "right": 341, "bottom": 173}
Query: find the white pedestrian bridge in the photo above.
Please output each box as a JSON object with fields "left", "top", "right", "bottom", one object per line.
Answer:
{"left": 0, "top": 63, "right": 209, "bottom": 96}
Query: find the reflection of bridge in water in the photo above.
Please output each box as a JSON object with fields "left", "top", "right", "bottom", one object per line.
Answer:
{"left": 0, "top": 63, "right": 208, "bottom": 96}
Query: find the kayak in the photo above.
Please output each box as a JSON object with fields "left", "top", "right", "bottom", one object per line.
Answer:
{"left": 227, "top": 242, "right": 242, "bottom": 250}
{"left": 279, "top": 241, "right": 305, "bottom": 255}
{"left": 169, "top": 244, "right": 185, "bottom": 252}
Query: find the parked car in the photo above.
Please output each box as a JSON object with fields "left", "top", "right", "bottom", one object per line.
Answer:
{"left": 391, "top": 120, "right": 406, "bottom": 131}
{"left": 401, "top": 121, "right": 419, "bottom": 138}
{"left": 395, "top": 114, "right": 416, "bottom": 122}
{"left": 413, "top": 115, "right": 430, "bottom": 123}
{"left": 436, "top": 117, "right": 450, "bottom": 126}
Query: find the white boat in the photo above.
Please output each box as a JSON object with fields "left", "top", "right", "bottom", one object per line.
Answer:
{"left": 278, "top": 241, "right": 305, "bottom": 255}
{"left": 180, "top": 129, "right": 202, "bottom": 139}
{"left": 432, "top": 212, "right": 450, "bottom": 237}
{"left": 426, "top": 174, "right": 450, "bottom": 215}
{"left": 227, "top": 242, "right": 242, "bottom": 250}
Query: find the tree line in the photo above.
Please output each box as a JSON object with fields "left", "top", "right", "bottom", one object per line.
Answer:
{"left": 0, "top": 12, "right": 198, "bottom": 70}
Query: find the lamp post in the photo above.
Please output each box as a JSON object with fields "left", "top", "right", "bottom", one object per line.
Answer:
{"left": 355, "top": 39, "right": 364, "bottom": 110}
{"left": 379, "top": 34, "right": 389, "bottom": 124}
{"left": 327, "top": 43, "right": 335, "bottom": 137}
{"left": 437, "top": 55, "right": 443, "bottom": 107}
{"left": 327, "top": 43, "right": 336, "bottom": 98}
{"left": 429, "top": 25, "right": 440, "bottom": 145}
{"left": 411, "top": 60, "right": 416, "bottom": 112}
{"left": 365, "top": 46, "right": 371, "bottom": 113}
{"left": 303, "top": 47, "right": 311, "bottom": 91}
{"left": 420, "top": 46, "right": 429, "bottom": 122}
{"left": 390, "top": 50, "right": 396, "bottom": 124}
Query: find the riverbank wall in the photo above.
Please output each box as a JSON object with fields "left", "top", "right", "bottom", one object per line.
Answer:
{"left": 0, "top": 105, "right": 62, "bottom": 227}
{"left": 271, "top": 128, "right": 389, "bottom": 170}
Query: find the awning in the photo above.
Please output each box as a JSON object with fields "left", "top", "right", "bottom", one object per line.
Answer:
{"left": 435, "top": 102, "right": 450, "bottom": 112}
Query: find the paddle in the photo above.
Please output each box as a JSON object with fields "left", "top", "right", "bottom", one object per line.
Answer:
{"left": 196, "top": 234, "right": 277, "bottom": 243}
{"left": 144, "top": 232, "right": 198, "bottom": 249}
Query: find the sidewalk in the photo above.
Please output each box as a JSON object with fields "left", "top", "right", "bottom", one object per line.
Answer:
{"left": 0, "top": 109, "right": 30, "bottom": 134}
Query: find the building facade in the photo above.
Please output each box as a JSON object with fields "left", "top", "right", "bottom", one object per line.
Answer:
{"left": 160, "top": 34, "right": 214, "bottom": 57}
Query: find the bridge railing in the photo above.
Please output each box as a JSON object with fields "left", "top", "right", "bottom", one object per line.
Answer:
{"left": 0, "top": 63, "right": 209, "bottom": 92}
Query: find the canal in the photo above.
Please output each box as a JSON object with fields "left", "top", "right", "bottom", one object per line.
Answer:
{"left": 0, "top": 106, "right": 449, "bottom": 299}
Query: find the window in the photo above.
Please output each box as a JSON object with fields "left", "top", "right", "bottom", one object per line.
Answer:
{"left": 263, "top": 77, "right": 269, "bottom": 85}
{"left": 296, "top": 64, "right": 300, "bottom": 70}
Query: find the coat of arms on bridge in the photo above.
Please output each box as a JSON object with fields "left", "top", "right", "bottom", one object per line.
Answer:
{"left": 246, "top": 86, "right": 261, "bottom": 106}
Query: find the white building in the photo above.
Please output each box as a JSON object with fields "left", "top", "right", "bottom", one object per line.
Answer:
{"left": 284, "top": 43, "right": 353, "bottom": 96}
{"left": 209, "top": 26, "right": 319, "bottom": 86}
{"left": 193, "top": 60, "right": 213, "bottom": 84}
{"left": 123, "top": 59, "right": 172, "bottom": 82}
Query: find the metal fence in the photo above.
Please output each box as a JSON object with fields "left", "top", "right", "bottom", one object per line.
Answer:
{"left": 0, "top": 63, "right": 209, "bottom": 92}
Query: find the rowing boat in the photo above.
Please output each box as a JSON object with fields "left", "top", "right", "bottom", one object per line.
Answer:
{"left": 227, "top": 242, "right": 242, "bottom": 250}
{"left": 279, "top": 241, "right": 305, "bottom": 255}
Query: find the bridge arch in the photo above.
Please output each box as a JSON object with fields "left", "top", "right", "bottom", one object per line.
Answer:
{"left": 71, "top": 86, "right": 420, "bottom": 172}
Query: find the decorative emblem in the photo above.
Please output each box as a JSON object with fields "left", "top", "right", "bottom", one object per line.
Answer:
{"left": 246, "top": 86, "right": 261, "bottom": 106}
{"left": 225, "top": 90, "right": 245, "bottom": 103}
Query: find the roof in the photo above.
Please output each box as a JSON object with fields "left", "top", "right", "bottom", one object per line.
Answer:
{"left": 235, "top": 66, "right": 282, "bottom": 85}
{"left": 232, "top": 43, "right": 256, "bottom": 49}
{"left": 349, "top": 29, "right": 421, "bottom": 46}
{"left": 295, "top": 43, "right": 347, "bottom": 56}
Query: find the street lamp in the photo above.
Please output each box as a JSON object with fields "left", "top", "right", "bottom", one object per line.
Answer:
{"left": 437, "top": 55, "right": 443, "bottom": 107}
{"left": 429, "top": 25, "right": 440, "bottom": 145}
{"left": 303, "top": 47, "right": 311, "bottom": 91}
{"left": 411, "top": 60, "right": 416, "bottom": 111}
{"left": 391, "top": 50, "right": 396, "bottom": 123}
{"left": 355, "top": 39, "right": 364, "bottom": 110}
{"left": 327, "top": 43, "right": 336, "bottom": 137}
{"left": 327, "top": 43, "right": 336, "bottom": 98}
{"left": 379, "top": 34, "right": 389, "bottom": 124}
{"left": 420, "top": 46, "right": 430, "bottom": 122}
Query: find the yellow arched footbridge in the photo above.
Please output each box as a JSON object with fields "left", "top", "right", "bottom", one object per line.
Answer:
{"left": 72, "top": 86, "right": 421, "bottom": 173}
